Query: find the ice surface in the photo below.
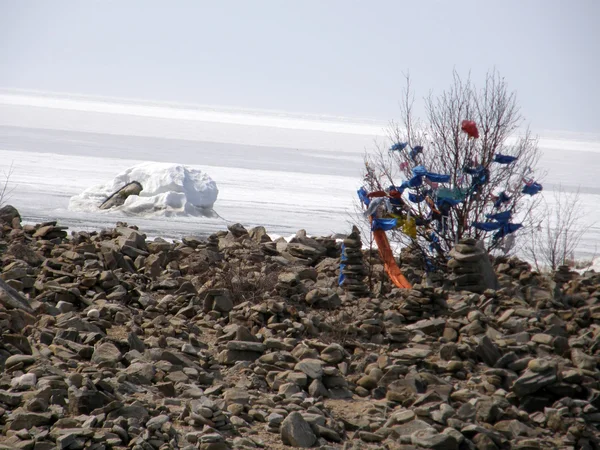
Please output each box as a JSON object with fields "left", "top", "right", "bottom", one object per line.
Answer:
{"left": 0, "top": 93, "right": 599, "bottom": 260}
{"left": 68, "top": 162, "right": 218, "bottom": 216}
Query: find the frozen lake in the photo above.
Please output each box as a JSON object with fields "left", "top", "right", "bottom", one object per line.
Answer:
{"left": 1, "top": 93, "right": 599, "bottom": 259}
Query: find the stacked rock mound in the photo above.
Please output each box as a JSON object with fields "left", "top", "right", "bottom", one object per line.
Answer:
{"left": 448, "top": 238, "right": 499, "bottom": 293}
{"left": 1, "top": 205, "right": 600, "bottom": 450}
{"left": 338, "top": 226, "right": 369, "bottom": 298}
{"left": 398, "top": 244, "right": 426, "bottom": 285}
{"left": 554, "top": 264, "right": 577, "bottom": 285}
{"left": 495, "top": 256, "right": 538, "bottom": 286}
{"left": 395, "top": 284, "right": 448, "bottom": 321}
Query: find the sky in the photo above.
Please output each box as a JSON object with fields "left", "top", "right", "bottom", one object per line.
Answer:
{"left": 0, "top": 0, "right": 598, "bottom": 133}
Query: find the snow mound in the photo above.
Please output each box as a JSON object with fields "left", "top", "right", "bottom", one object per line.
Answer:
{"left": 69, "top": 162, "right": 218, "bottom": 216}
{"left": 573, "top": 256, "right": 600, "bottom": 274}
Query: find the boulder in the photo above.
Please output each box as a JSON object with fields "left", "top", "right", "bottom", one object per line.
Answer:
{"left": 99, "top": 181, "right": 143, "bottom": 210}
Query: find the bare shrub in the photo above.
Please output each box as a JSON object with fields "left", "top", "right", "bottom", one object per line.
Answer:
{"left": 524, "top": 185, "right": 595, "bottom": 272}
{"left": 217, "top": 259, "right": 279, "bottom": 304}
{"left": 0, "top": 162, "right": 16, "bottom": 208}
{"left": 318, "top": 309, "right": 360, "bottom": 346}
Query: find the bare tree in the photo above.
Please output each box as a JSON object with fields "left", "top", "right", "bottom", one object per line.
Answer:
{"left": 524, "top": 186, "right": 594, "bottom": 272}
{"left": 360, "top": 70, "right": 543, "bottom": 269}
{"left": 0, "top": 162, "right": 16, "bottom": 208}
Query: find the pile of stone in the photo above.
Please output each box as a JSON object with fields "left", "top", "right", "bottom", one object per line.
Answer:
{"left": 0, "top": 204, "right": 600, "bottom": 450}
{"left": 398, "top": 243, "right": 427, "bottom": 285}
{"left": 554, "top": 264, "right": 577, "bottom": 285}
{"left": 448, "top": 238, "right": 499, "bottom": 293}
{"left": 393, "top": 284, "right": 449, "bottom": 321}
{"left": 338, "top": 226, "right": 369, "bottom": 298}
{"left": 494, "top": 256, "right": 537, "bottom": 285}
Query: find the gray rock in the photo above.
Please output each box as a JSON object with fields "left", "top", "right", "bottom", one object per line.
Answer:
{"left": 211, "top": 290, "right": 234, "bottom": 313}
{"left": 226, "top": 341, "right": 265, "bottom": 353}
{"left": 320, "top": 343, "right": 345, "bottom": 364}
{"left": 4, "top": 354, "right": 36, "bottom": 371}
{"left": 308, "top": 379, "right": 330, "bottom": 398}
{"left": 146, "top": 414, "right": 170, "bottom": 431}
{"left": 223, "top": 388, "right": 250, "bottom": 406}
{"left": 392, "top": 419, "right": 435, "bottom": 436}
{"left": 281, "top": 411, "right": 317, "bottom": 448}
{"left": 411, "top": 428, "right": 459, "bottom": 450}
{"left": 295, "top": 359, "right": 324, "bottom": 379}
{"left": 0, "top": 278, "right": 34, "bottom": 313}
{"left": 357, "top": 375, "right": 378, "bottom": 390}
{"left": 10, "top": 373, "right": 37, "bottom": 390}
{"left": 124, "top": 362, "right": 155, "bottom": 385}
{"left": 512, "top": 368, "right": 557, "bottom": 397}
{"left": 476, "top": 336, "right": 502, "bottom": 367}
{"left": 68, "top": 387, "right": 110, "bottom": 414}
{"left": 472, "top": 432, "right": 499, "bottom": 450}
{"left": 127, "top": 332, "right": 146, "bottom": 353}
{"left": 217, "top": 349, "right": 262, "bottom": 365}
{"left": 7, "top": 411, "right": 53, "bottom": 430}
{"left": 305, "top": 288, "right": 341, "bottom": 309}
{"left": 315, "top": 425, "right": 342, "bottom": 442}
{"left": 493, "top": 420, "right": 537, "bottom": 439}
{"left": 267, "top": 412, "right": 284, "bottom": 426}
{"left": 56, "top": 433, "right": 78, "bottom": 450}
{"left": 0, "top": 204, "right": 20, "bottom": 225}
{"left": 571, "top": 348, "right": 598, "bottom": 370}
{"left": 0, "top": 390, "right": 23, "bottom": 406}
{"left": 476, "top": 400, "right": 501, "bottom": 424}
{"left": 358, "top": 431, "right": 385, "bottom": 442}
{"left": 407, "top": 317, "right": 447, "bottom": 335}
{"left": 391, "top": 347, "right": 432, "bottom": 360}
{"left": 100, "top": 182, "right": 143, "bottom": 210}
{"left": 91, "top": 342, "right": 122, "bottom": 365}
{"left": 249, "top": 225, "right": 271, "bottom": 243}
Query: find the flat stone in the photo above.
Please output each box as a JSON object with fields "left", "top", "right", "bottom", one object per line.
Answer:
{"left": 358, "top": 431, "right": 385, "bottom": 442}
{"left": 411, "top": 429, "right": 459, "bottom": 450}
{"left": 392, "top": 419, "right": 435, "bottom": 436}
{"left": 4, "top": 354, "right": 36, "bottom": 370}
{"left": 217, "top": 349, "right": 262, "bottom": 365}
{"left": 7, "top": 411, "right": 53, "bottom": 430}
{"left": 391, "top": 347, "right": 432, "bottom": 359}
{"left": 392, "top": 410, "right": 416, "bottom": 424}
{"left": 511, "top": 368, "right": 557, "bottom": 397}
{"left": 146, "top": 414, "right": 170, "bottom": 431}
{"left": 406, "top": 318, "right": 447, "bottom": 335}
{"left": 531, "top": 333, "right": 554, "bottom": 345}
{"left": 0, "top": 390, "right": 23, "bottom": 406}
{"left": 226, "top": 341, "right": 266, "bottom": 353}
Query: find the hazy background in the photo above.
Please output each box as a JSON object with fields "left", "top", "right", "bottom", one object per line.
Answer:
{"left": 1, "top": 0, "right": 598, "bottom": 133}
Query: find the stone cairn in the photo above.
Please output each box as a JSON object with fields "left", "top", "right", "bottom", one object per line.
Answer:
{"left": 554, "top": 264, "right": 577, "bottom": 285}
{"left": 448, "top": 238, "right": 499, "bottom": 293}
{"left": 338, "top": 226, "right": 369, "bottom": 297}
{"left": 399, "top": 244, "right": 425, "bottom": 284}
{"left": 396, "top": 284, "right": 448, "bottom": 321}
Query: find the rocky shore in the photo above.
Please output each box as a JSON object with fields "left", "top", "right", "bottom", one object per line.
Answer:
{"left": 0, "top": 204, "right": 599, "bottom": 450}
